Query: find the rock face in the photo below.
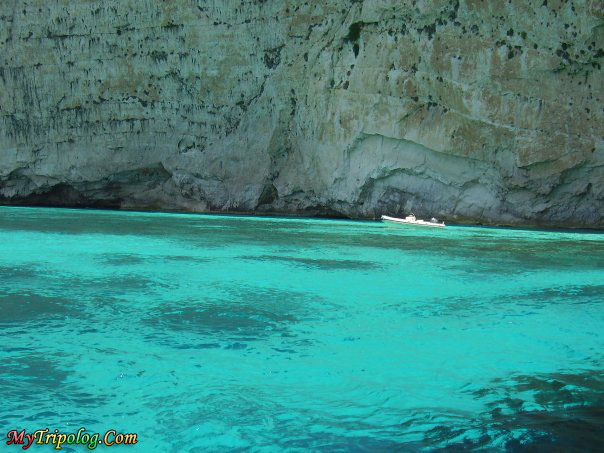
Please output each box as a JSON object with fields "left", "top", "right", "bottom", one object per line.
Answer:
{"left": 1, "top": 0, "right": 603, "bottom": 227}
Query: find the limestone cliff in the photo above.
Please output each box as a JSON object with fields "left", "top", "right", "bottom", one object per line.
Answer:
{"left": 1, "top": 0, "right": 603, "bottom": 227}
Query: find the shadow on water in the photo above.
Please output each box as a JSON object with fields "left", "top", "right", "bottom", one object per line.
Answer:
{"left": 229, "top": 226, "right": 604, "bottom": 275}
{"left": 441, "top": 238, "right": 604, "bottom": 275}
{"left": 98, "top": 253, "right": 211, "bottom": 266}
{"left": 98, "top": 253, "right": 148, "bottom": 266}
{"left": 162, "top": 255, "right": 211, "bottom": 263}
{"left": 511, "top": 285, "right": 604, "bottom": 306}
{"left": 424, "top": 369, "right": 604, "bottom": 451}
{"left": 141, "top": 286, "right": 321, "bottom": 349}
{"left": 62, "top": 273, "right": 174, "bottom": 299}
{"left": 388, "top": 282, "right": 604, "bottom": 318}
{"left": 240, "top": 254, "right": 380, "bottom": 271}
{"left": 0, "top": 264, "right": 38, "bottom": 281}
{"left": 145, "top": 303, "right": 296, "bottom": 336}
{"left": 0, "top": 293, "right": 83, "bottom": 326}
{"left": 0, "top": 267, "right": 172, "bottom": 328}
{"left": 0, "top": 354, "right": 108, "bottom": 427}
{"left": 0, "top": 355, "right": 70, "bottom": 390}
{"left": 145, "top": 368, "right": 603, "bottom": 452}
{"left": 143, "top": 301, "right": 291, "bottom": 346}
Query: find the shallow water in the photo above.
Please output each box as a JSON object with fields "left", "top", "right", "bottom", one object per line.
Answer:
{"left": 1, "top": 206, "right": 603, "bottom": 451}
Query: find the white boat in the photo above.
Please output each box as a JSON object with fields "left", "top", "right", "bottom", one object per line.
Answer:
{"left": 381, "top": 214, "right": 446, "bottom": 228}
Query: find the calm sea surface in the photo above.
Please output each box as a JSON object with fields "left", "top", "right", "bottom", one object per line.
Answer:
{"left": 1, "top": 206, "right": 603, "bottom": 451}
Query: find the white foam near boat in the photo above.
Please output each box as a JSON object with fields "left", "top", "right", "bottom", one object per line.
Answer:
{"left": 381, "top": 214, "right": 446, "bottom": 228}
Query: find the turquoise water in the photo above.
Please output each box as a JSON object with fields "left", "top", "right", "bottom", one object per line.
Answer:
{"left": 1, "top": 206, "right": 603, "bottom": 451}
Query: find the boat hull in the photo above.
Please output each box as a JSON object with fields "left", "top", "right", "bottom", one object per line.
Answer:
{"left": 381, "top": 215, "right": 446, "bottom": 228}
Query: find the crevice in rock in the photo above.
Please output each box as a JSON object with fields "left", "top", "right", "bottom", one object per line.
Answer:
{"left": 257, "top": 183, "right": 278, "bottom": 208}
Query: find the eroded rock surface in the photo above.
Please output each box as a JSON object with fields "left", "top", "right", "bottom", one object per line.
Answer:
{"left": 1, "top": 0, "right": 602, "bottom": 227}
